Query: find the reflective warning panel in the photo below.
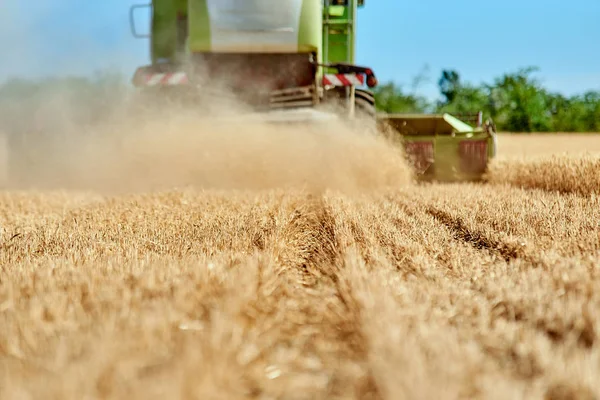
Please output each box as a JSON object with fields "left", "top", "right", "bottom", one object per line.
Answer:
{"left": 404, "top": 141, "right": 434, "bottom": 174}
{"left": 459, "top": 140, "right": 488, "bottom": 173}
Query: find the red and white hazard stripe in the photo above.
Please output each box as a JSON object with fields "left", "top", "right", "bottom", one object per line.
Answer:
{"left": 322, "top": 73, "right": 365, "bottom": 87}
{"left": 135, "top": 71, "right": 365, "bottom": 87}
{"left": 141, "top": 72, "right": 189, "bottom": 86}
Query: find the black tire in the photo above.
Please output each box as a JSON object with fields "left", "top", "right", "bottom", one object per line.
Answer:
{"left": 318, "top": 87, "right": 377, "bottom": 131}
{"left": 354, "top": 95, "right": 377, "bottom": 121}
{"left": 349, "top": 90, "right": 377, "bottom": 134}
{"left": 354, "top": 89, "right": 377, "bottom": 118}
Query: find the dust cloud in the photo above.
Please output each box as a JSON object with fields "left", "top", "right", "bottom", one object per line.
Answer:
{"left": 0, "top": 86, "right": 413, "bottom": 195}
{"left": 0, "top": 2, "right": 412, "bottom": 195}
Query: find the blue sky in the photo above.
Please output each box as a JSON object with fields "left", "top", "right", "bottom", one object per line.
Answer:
{"left": 1, "top": 0, "right": 598, "bottom": 100}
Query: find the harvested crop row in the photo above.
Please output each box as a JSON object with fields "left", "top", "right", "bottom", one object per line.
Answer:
{"left": 486, "top": 154, "right": 600, "bottom": 196}
{"left": 399, "top": 183, "right": 600, "bottom": 397}
{"left": 327, "top": 191, "right": 600, "bottom": 399}
{"left": 0, "top": 190, "right": 379, "bottom": 399}
{"left": 1, "top": 186, "right": 599, "bottom": 399}
{"left": 404, "top": 183, "right": 600, "bottom": 262}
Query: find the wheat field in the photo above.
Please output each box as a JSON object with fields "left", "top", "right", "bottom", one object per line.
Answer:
{"left": 0, "top": 117, "right": 599, "bottom": 399}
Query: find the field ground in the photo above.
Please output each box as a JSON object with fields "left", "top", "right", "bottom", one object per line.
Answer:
{"left": 496, "top": 133, "right": 600, "bottom": 157}
{"left": 0, "top": 130, "right": 599, "bottom": 399}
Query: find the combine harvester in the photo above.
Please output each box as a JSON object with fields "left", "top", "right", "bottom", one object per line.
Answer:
{"left": 126, "top": 0, "right": 497, "bottom": 182}
{"left": 2, "top": 0, "right": 496, "bottom": 185}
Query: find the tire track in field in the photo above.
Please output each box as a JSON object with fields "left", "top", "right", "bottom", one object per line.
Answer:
{"left": 3, "top": 187, "right": 599, "bottom": 398}
{"left": 383, "top": 192, "right": 503, "bottom": 276}
{"left": 425, "top": 206, "right": 535, "bottom": 264}
{"left": 0, "top": 191, "right": 384, "bottom": 399}
{"left": 382, "top": 190, "right": 596, "bottom": 388}
{"left": 250, "top": 193, "right": 382, "bottom": 399}
{"left": 400, "top": 184, "right": 600, "bottom": 388}
{"left": 326, "top": 193, "right": 566, "bottom": 396}
{"left": 428, "top": 183, "right": 598, "bottom": 268}
{"left": 324, "top": 193, "right": 536, "bottom": 397}
{"left": 399, "top": 186, "right": 548, "bottom": 268}
{"left": 272, "top": 194, "right": 339, "bottom": 284}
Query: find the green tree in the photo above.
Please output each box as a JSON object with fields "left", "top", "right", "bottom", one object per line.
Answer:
{"left": 546, "top": 93, "right": 584, "bottom": 131}
{"left": 487, "top": 67, "right": 552, "bottom": 132}
{"left": 1, "top": 67, "right": 599, "bottom": 134}
{"left": 438, "top": 69, "right": 461, "bottom": 104}
{"left": 435, "top": 70, "right": 490, "bottom": 117}
{"left": 581, "top": 91, "right": 600, "bottom": 132}
{"left": 373, "top": 82, "right": 429, "bottom": 113}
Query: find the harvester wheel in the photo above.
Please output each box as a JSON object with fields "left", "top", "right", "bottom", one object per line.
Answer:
{"left": 351, "top": 91, "right": 378, "bottom": 133}
{"left": 322, "top": 87, "right": 376, "bottom": 123}
{"left": 354, "top": 96, "right": 377, "bottom": 120}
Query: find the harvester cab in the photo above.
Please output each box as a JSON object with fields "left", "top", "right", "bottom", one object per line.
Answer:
{"left": 128, "top": 0, "right": 378, "bottom": 124}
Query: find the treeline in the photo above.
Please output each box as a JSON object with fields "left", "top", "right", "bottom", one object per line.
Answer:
{"left": 1, "top": 66, "right": 599, "bottom": 133}
{"left": 374, "top": 67, "right": 600, "bottom": 132}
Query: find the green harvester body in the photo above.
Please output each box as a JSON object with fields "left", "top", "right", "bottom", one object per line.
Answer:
{"left": 128, "top": 0, "right": 497, "bottom": 182}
